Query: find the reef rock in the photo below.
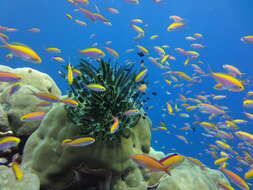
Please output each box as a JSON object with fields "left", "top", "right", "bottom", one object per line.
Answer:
{"left": 0, "top": 165, "right": 40, "bottom": 190}
{"left": 22, "top": 103, "right": 152, "bottom": 189}
{"left": 0, "top": 65, "right": 61, "bottom": 136}
{"left": 146, "top": 149, "right": 230, "bottom": 190}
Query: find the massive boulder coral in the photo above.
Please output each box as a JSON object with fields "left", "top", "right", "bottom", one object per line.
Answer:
{"left": 0, "top": 65, "right": 61, "bottom": 136}
{"left": 22, "top": 103, "right": 152, "bottom": 189}
{"left": 146, "top": 149, "right": 231, "bottom": 190}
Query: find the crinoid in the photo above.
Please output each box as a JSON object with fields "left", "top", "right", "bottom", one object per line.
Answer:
{"left": 63, "top": 59, "right": 147, "bottom": 144}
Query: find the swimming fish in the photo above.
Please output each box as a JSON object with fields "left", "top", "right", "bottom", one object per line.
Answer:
{"left": 104, "top": 46, "right": 119, "bottom": 58}
{"left": 210, "top": 72, "right": 244, "bottom": 92}
{"left": 9, "top": 82, "right": 21, "bottom": 96}
{"left": 32, "top": 92, "right": 60, "bottom": 102}
{"left": 107, "top": 8, "right": 119, "bottom": 14}
{"left": 0, "top": 72, "right": 22, "bottom": 83}
{"left": 167, "top": 22, "right": 185, "bottom": 31}
{"left": 241, "top": 35, "right": 253, "bottom": 43}
{"left": 159, "top": 153, "right": 185, "bottom": 169}
{"left": 75, "top": 19, "right": 87, "bottom": 26}
{"left": 0, "top": 39, "right": 41, "bottom": 63}
{"left": 0, "top": 136, "right": 20, "bottom": 152}
{"left": 243, "top": 99, "right": 253, "bottom": 108}
{"left": 86, "top": 84, "right": 106, "bottom": 91}
{"left": 197, "top": 103, "right": 225, "bottom": 114}
{"left": 20, "top": 111, "right": 46, "bottom": 121}
{"left": 130, "top": 154, "right": 171, "bottom": 175}
{"left": 62, "top": 137, "right": 95, "bottom": 147}
{"left": 223, "top": 65, "right": 243, "bottom": 76}
{"left": 131, "top": 24, "right": 144, "bottom": 34}
{"left": 67, "top": 63, "right": 73, "bottom": 85}
{"left": 36, "top": 101, "right": 53, "bottom": 107}
{"left": 214, "top": 157, "right": 229, "bottom": 165}
{"left": 169, "top": 15, "right": 184, "bottom": 22}
{"left": 135, "top": 69, "right": 148, "bottom": 82}
{"left": 60, "top": 98, "right": 78, "bottom": 107}
{"left": 110, "top": 117, "right": 120, "bottom": 134}
{"left": 27, "top": 28, "right": 40, "bottom": 32}
{"left": 11, "top": 161, "right": 23, "bottom": 180}
{"left": 45, "top": 47, "right": 61, "bottom": 53}
{"left": 220, "top": 167, "right": 249, "bottom": 190}
{"left": 215, "top": 140, "right": 232, "bottom": 151}
{"left": 79, "top": 48, "right": 105, "bottom": 59}
{"left": 52, "top": 56, "right": 65, "bottom": 63}
{"left": 244, "top": 165, "right": 253, "bottom": 180}
{"left": 124, "top": 109, "right": 140, "bottom": 116}
{"left": 187, "top": 157, "right": 206, "bottom": 169}
{"left": 235, "top": 131, "right": 253, "bottom": 143}
{"left": 138, "top": 84, "right": 147, "bottom": 91}
{"left": 136, "top": 45, "right": 149, "bottom": 54}
{"left": 218, "top": 183, "right": 235, "bottom": 190}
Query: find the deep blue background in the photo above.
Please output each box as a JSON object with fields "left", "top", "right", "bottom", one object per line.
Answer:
{"left": 1, "top": 0, "right": 253, "bottom": 182}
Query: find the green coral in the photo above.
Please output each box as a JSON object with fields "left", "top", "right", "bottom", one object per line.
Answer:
{"left": 64, "top": 59, "right": 147, "bottom": 143}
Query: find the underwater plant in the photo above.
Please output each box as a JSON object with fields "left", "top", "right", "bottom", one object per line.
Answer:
{"left": 64, "top": 59, "right": 147, "bottom": 143}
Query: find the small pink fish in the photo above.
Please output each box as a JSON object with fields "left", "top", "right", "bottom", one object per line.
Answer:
{"left": 191, "top": 43, "right": 205, "bottom": 48}
{"left": 169, "top": 15, "right": 184, "bottom": 22}
{"left": 27, "top": 28, "right": 40, "bottom": 32}
{"left": 107, "top": 8, "right": 119, "bottom": 14}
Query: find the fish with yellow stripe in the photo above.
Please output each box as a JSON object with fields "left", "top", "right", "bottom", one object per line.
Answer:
{"left": 130, "top": 154, "right": 171, "bottom": 175}
{"left": 0, "top": 38, "right": 41, "bottom": 63}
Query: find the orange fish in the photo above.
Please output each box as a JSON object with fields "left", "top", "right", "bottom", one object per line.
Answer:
{"left": 220, "top": 167, "right": 249, "bottom": 190}
{"left": 32, "top": 92, "right": 60, "bottom": 103}
{"left": 159, "top": 153, "right": 185, "bottom": 169}
{"left": 130, "top": 154, "right": 171, "bottom": 175}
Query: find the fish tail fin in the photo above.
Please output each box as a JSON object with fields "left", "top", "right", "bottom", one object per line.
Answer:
{"left": 218, "top": 161, "right": 227, "bottom": 170}
{"left": 165, "top": 167, "right": 171, "bottom": 176}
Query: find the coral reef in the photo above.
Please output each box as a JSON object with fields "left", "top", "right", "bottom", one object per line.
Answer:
{"left": 0, "top": 65, "right": 61, "bottom": 136}
{"left": 63, "top": 59, "right": 147, "bottom": 143}
{"left": 147, "top": 148, "right": 231, "bottom": 190}
{"left": 21, "top": 103, "right": 151, "bottom": 190}
{"left": 0, "top": 64, "right": 232, "bottom": 190}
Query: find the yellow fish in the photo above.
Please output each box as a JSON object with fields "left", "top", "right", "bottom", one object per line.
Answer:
{"left": 11, "top": 161, "right": 23, "bottom": 180}
{"left": 0, "top": 39, "right": 41, "bottom": 63}
{"left": 210, "top": 72, "right": 244, "bottom": 92}
{"left": 67, "top": 64, "right": 73, "bottom": 85}
{"left": 135, "top": 69, "right": 148, "bottom": 82}
{"left": 167, "top": 22, "right": 185, "bottom": 31}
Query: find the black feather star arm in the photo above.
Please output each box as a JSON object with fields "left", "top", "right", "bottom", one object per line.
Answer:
{"left": 62, "top": 59, "right": 148, "bottom": 144}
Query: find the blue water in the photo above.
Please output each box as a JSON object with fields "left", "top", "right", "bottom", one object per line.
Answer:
{"left": 1, "top": 0, "right": 253, "bottom": 186}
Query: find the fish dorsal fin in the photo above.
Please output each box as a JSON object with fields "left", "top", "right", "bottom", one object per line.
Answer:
{"left": 159, "top": 153, "right": 179, "bottom": 163}
{"left": 10, "top": 42, "right": 30, "bottom": 48}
